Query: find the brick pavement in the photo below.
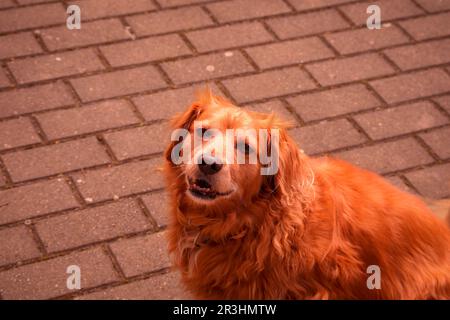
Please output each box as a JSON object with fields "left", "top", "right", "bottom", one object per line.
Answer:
{"left": 0, "top": 0, "right": 449, "bottom": 300}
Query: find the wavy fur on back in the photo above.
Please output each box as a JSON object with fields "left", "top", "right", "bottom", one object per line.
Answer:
{"left": 163, "top": 91, "right": 450, "bottom": 299}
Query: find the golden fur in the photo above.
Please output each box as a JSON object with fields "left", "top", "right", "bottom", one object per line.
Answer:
{"left": 163, "top": 90, "right": 450, "bottom": 299}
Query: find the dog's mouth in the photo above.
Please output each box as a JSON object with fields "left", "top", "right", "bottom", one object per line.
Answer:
{"left": 188, "top": 178, "right": 233, "bottom": 200}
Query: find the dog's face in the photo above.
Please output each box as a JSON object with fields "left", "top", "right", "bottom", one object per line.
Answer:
{"left": 165, "top": 91, "right": 289, "bottom": 211}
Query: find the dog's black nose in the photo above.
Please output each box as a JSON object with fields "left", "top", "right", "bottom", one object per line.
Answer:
{"left": 198, "top": 155, "right": 223, "bottom": 175}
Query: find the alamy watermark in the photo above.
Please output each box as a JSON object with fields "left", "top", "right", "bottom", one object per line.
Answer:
{"left": 367, "top": 5, "right": 382, "bottom": 29}
{"left": 66, "top": 265, "right": 81, "bottom": 290}
{"left": 66, "top": 5, "right": 81, "bottom": 30}
{"left": 367, "top": 265, "right": 381, "bottom": 290}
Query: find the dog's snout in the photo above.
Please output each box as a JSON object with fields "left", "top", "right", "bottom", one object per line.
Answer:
{"left": 198, "top": 155, "right": 223, "bottom": 175}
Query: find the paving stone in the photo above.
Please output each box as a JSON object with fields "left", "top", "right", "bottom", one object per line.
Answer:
{"left": 141, "top": 191, "right": 170, "bottom": 227}
{"left": 340, "top": 0, "right": 423, "bottom": 25}
{"left": 0, "top": 247, "right": 118, "bottom": 299}
{"left": 400, "top": 12, "right": 450, "bottom": 40}
{"left": 36, "top": 200, "right": 151, "bottom": 252}
{"left": 72, "top": 158, "right": 164, "bottom": 203}
{"left": 384, "top": 38, "right": 450, "bottom": 70}
{"left": 206, "top": 0, "right": 291, "bottom": 23}
{"left": 354, "top": 102, "right": 448, "bottom": 140}
{"left": 0, "top": 32, "right": 43, "bottom": 59}
{"left": 434, "top": 95, "right": 450, "bottom": 114}
{"left": 162, "top": 51, "right": 254, "bottom": 85}
{"left": 370, "top": 69, "right": 450, "bottom": 104}
{"left": 41, "top": 19, "right": 130, "bottom": 51}
{"left": 104, "top": 122, "right": 170, "bottom": 160}
{"left": 109, "top": 231, "right": 171, "bottom": 277}
{"left": 290, "top": 119, "right": 366, "bottom": 155}
{"left": 0, "top": 3, "right": 66, "bottom": 33}
{"left": 70, "top": 66, "right": 167, "bottom": 102}
{"left": 287, "top": 0, "right": 358, "bottom": 11}
{"left": 0, "top": 117, "right": 41, "bottom": 151}
{"left": 414, "top": 0, "right": 450, "bottom": 12}
{"left": 246, "top": 37, "right": 334, "bottom": 69}
{"left": 419, "top": 127, "right": 450, "bottom": 160}
{"left": 8, "top": 49, "right": 104, "bottom": 84}
{"left": 223, "top": 67, "right": 317, "bottom": 103}
{"left": 69, "top": 0, "right": 155, "bottom": 20}
{"left": 266, "top": 9, "right": 349, "bottom": 39}
{"left": 126, "top": 7, "right": 214, "bottom": 37}
{"left": 406, "top": 164, "right": 450, "bottom": 198}
{"left": 0, "top": 226, "right": 41, "bottom": 266}
{"left": 2, "top": 137, "right": 110, "bottom": 182}
{"left": 287, "top": 84, "right": 381, "bottom": 122}
{"left": 334, "top": 138, "right": 434, "bottom": 174}
{"left": 36, "top": 100, "right": 139, "bottom": 140}
{"left": 77, "top": 272, "right": 190, "bottom": 300}
{"left": 132, "top": 84, "right": 223, "bottom": 122}
{"left": 245, "top": 100, "right": 297, "bottom": 123}
{"left": 100, "top": 34, "right": 191, "bottom": 67}
{"left": 305, "top": 53, "right": 395, "bottom": 86}
{"left": 325, "top": 25, "right": 409, "bottom": 54}
{"left": 0, "top": 179, "right": 79, "bottom": 225}
{"left": 0, "top": 82, "right": 75, "bottom": 119}
{"left": 186, "top": 22, "right": 273, "bottom": 53}
{"left": 0, "top": 68, "right": 11, "bottom": 88}
{"left": 385, "top": 176, "right": 415, "bottom": 194}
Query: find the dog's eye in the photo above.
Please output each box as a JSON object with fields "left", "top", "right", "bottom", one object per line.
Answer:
{"left": 235, "top": 141, "right": 253, "bottom": 155}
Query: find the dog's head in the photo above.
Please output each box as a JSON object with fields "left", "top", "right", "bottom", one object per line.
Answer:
{"left": 164, "top": 89, "right": 309, "bottom": 214}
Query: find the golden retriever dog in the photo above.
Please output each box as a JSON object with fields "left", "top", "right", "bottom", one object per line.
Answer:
{"left": 163, "top": 89, "right": 450, "bottom": 299}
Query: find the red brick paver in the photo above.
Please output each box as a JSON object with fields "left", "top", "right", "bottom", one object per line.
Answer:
{"left": 2, "top": 137, "right": 110, "bottom": 182}
{"left": 140, "top": 192, "right": 170, "bottom": 228}
{"left": 70, "top": 66, "right": 167, "bottom": 102}
{"left": 0, "top": 0, "right": 449, "bottom": 300}
{"left": 340, "top": 0, "right": 423, "bottom": 25}
{"left": 0, "top": 32, "right": 43, "bottom": 59}
{"left": 109, "top": 231, "right": 171, "bottom": 277}
{"left": 290, "top": 119, "right": 367, "bottom": 154}
{"left": 266, "top": 9, "right": 349, "bottom": 39}
{"left": 104, "top": 123, "right": 169, "bottom": 160}
{"left": 0, "top": 226, "right": 41, "bottom": 267}
{"left": 400, "top": 12, "right": 450, "bottom": 40}
{"left": 8, "top": 49, "right": 104, "bottom": 84}
{"left": 186, "top": 22, "right": 273, "bottom": 53}
{"left": 77, "top": 272, "right": 190, "bottom": 300}
{"left": 207, "top": 0, "right": 291, "bottom": 23}
{"left": 245, "top": 37, "right": 334, "bottom": 69}
{"left": 0, "top": 179, "right": 79, "bottom": 225}
{"left": 72, "top": 158, "right": 164, "bottom": 203}
{"left": 41, "top": 19, "right": 131, "bottom": 51}
{"left": 0, "top": 3, "right": 65, "bottom": 33}
{"left": 36, "top": 100, "right": 140, "bottom": 140}
{"left": 0, "top": 247, "right": 118, "bottom": 299}
{"left": 35, "top": 200, "right": 152, "bottom": 253}
{"left": 0, "top": 82, "right": 74, "bottom": 118}
{"left": 0, "top": 117, "right": 41, "bottom": 150}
